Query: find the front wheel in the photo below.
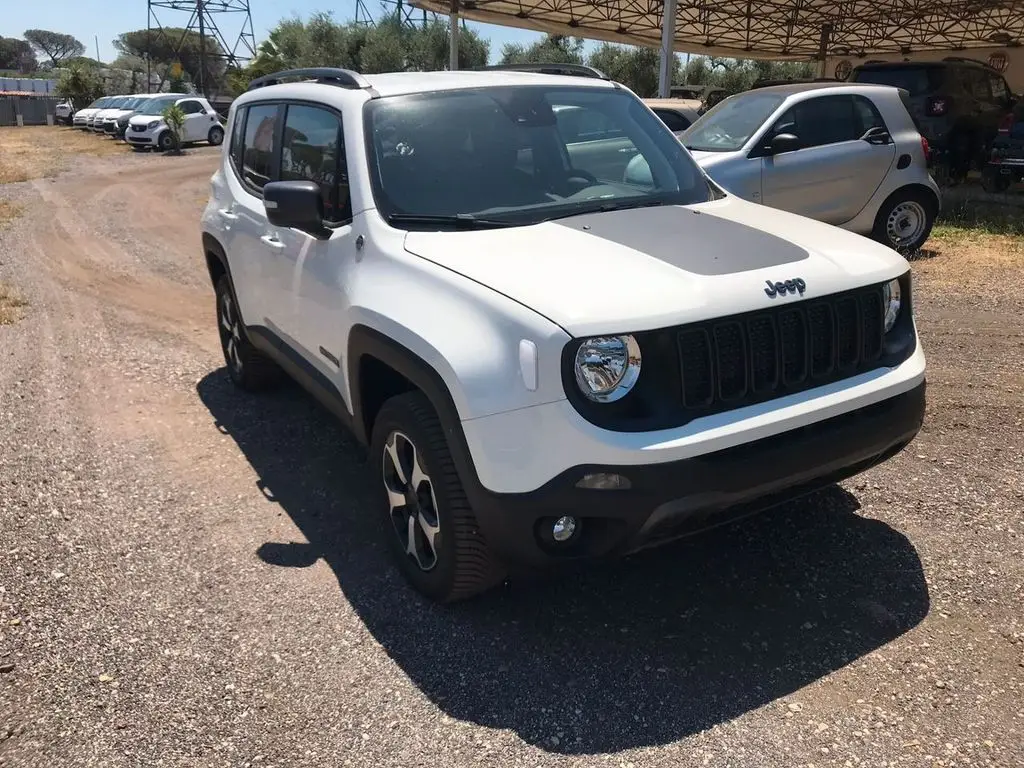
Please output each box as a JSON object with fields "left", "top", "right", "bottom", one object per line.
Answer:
{"left": 208, "top": 125, "right": 225, "bottom": 146}
{"left": 370, "top": 392, "right": 505, "bottom": 602}
{"left": 157, "top": 131, "right": 174, "bottom": 152}
{"left": 872, "top": 191, "right": 936, "bottom": 254}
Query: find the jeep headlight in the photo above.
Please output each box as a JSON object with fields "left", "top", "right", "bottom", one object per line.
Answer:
{"left": 147, "top": 120, "right": 161, "bottom": 130}
{"left": 882, "top": 278, "right": 902, "bottom": 333}
{"left": 573, "top": 335, "right": 641, "bottom": 403}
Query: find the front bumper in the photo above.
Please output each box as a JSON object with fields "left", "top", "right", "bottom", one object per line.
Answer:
{"left": 463, "top": 380, "right": 925, "bottom": 570}
{"left": 125, "top": 129, "right": 158, "bottom": 146}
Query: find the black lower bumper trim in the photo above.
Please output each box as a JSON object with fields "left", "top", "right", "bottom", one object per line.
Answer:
{"left": 466, "top": 381, "right": 926, "bottom": 569}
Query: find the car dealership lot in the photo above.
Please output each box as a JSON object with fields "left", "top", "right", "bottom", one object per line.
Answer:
{"left": 0, "top": 130, "right": 1021, "bottom": 767}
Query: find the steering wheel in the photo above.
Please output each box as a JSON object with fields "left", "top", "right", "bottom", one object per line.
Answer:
{"left": 564, "top": 168, "right": 599, "bottom": 185}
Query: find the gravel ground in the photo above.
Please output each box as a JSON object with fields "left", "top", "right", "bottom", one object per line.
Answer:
{"left": 0, "top": 132, "right": 1022, "bottom": 768}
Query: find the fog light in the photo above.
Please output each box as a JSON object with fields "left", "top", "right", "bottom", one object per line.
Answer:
{"left": 576, "top": 472, "right": 631, "bottom": 490}
{"left": 552, "top": 516, "right": 578, "bottom": 542}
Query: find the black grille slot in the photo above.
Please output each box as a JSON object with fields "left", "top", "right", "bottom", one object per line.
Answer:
{"left": 713, "top": 322, "right": 747, "bottom": 401}
{"left": 747, "top": 315, "right": 778, "bottom": 393}
{"left": 675, "top": 284, "right": 889, "bottom": 418}
{"left": 807, "top": 303, "right": 835, "bottom": 377}
{"left": 778, "top": 309, "right": 807, "bottom": 385}
{"left": 835, "top": 296, "right": 860, "bottom": 369}
{"left": 860, "top": 290, "right": 883, "bottom": 361}
{"left": 678, "top": 328, "right": 714, "bottom": 407}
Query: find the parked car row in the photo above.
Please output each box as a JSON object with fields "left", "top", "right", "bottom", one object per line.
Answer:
{"left": 69, "top": 93, "right": 225, "bottom": 150}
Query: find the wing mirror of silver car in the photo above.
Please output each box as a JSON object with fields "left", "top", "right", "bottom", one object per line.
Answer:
{"left": 769, "top": 133, "right": 802, "bottom": 155}
{"left": 263, "top": 181, "right": 326, "bottom": 236}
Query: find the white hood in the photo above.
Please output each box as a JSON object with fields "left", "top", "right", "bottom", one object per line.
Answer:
{"left": 402, "top": 197, "right": 908, "bottom": 337}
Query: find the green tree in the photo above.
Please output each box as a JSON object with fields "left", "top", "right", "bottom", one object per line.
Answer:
{"left": 162, "top": 103, "right": 187, "bottom": 154}
{"left": 55, "top": 61, "right": 103, "bottom": 106}
{"left": 23, "top": 29, "right": 85, "bottom": 67}
{"left": 499, "top": 34, "right": 585, "bottom": 65}
{"left": 0, "top": 37, "right": 37, "bottom": 72}
{"left": 115, "top": 28, "right": 228, "bottom": 93}
{"left": 587, "top": 43, "right": 665, "bottom": 96}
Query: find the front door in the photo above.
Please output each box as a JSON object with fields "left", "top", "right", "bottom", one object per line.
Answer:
{"left": 177, "top": 98, "right": 212, "bottom": 143}
{"left": 271, "top": 102, "right": 357, "bottom": 382}
{"left": 760, "top": 94, "right": 896, "bottom": 225}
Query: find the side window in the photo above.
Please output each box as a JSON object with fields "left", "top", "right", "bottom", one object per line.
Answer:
{"left": 964, "top": 69, "right": 990, "bottom": 100}
{"left": 241, "top": 103, "right": 278, "bottom": 192}
{"left": 773, "top": 96, "right": 862, "bottom": 148}
{"left": 178, "top": 100, "right": 204, "bottom": 115}
{"left": 555, "top": 106, "right": 623, "bottom": 143}
{"left": 280, "top": 104, "right": 350, "bottom": 224}
{"left": 853, "top": 96, "right": 886, "bottom": 134}
{"left": 654, "top": 109, "right": 691, "bottom": 132}
{"left": 229, "top": 106, "right": 246, "bottom": 172}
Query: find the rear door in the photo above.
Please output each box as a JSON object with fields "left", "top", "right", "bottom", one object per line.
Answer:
{"left": 760, "top": 94, "right": 896, "bottom": 225}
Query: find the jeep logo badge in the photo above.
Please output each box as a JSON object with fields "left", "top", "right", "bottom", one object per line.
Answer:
{"left": 764, "top": 278, "right": 807, "bottom": 298}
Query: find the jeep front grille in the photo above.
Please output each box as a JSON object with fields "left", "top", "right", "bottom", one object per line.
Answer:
{"left": 677, "top": 285, "right": 886, "bottom": 411}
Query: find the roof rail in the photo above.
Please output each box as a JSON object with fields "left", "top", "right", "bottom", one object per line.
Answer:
{"left": 472, "top": 62, "right": 610, "bottom": 80}
{"left": 247, "top": 67, "right": 372, "bottom": 91}
{"left": 942, "top": 55, "right": 998, "bottom": 71}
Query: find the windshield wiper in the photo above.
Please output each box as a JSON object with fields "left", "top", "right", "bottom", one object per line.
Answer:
{"left": 537, "top": 198, "right": 669, "bottom": 223}
{"left": 385, "top": 213, "right": 517, "bottom": 229}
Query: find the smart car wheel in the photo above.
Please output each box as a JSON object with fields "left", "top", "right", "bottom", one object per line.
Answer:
{"left": 873, "top": 190, "right": 935, "bottom": 254}
{"left": 208, "top": 126, "right": 225, "bottom": 146}
{"left": 370, "top": 392, "right": 505, "bottom": 603}
{"left": 157, "top": 131, "right": 174, "bottom": 152}
{"left": 215, "top": 275, "right": 282, "bottom": 391}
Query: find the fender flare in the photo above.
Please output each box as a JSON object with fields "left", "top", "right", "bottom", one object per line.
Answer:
{"left": 346, "top": 324, "right": 486, "bottom": 496}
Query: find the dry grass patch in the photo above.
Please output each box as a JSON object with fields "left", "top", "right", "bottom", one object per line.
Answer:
{"left": 0, "top": 199, "right": 21, "bottom": 227}
{"left": 0, "top": 126, "right": 127, "bottom": 183}
{"left": 0, "top": 281, "right": 28, "bottom": 325}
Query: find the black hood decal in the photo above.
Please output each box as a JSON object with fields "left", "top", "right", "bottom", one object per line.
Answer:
{"left": 552, "top": 205, "right": 809, "bottom": 275}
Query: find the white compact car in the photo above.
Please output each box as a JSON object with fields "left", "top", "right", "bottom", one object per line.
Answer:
{"left": 55, "top": 99, "right": 75, "bottom": 125}
{"left": 89, "top": 95, "right": 139, "bottom": 131}
{"left": 201, "top": 66, "right": 926, "bottom": 603}
{"left": 676, "top": 83, "right": 942, "bottom": 253}
{"left": 125, "top": 95, "right": 224, "bottom": 150}
{"left": 73, "top": 96, "right": 112, "bottom": 128}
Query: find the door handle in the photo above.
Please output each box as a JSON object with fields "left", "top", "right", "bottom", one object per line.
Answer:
{"left": 260, "top": 234, "right": 286, "bottom": 250}
{"left": 217, "top": 208, "right": 238, "bottom": 221}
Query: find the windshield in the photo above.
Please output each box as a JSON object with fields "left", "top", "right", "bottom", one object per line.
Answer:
{"left": 851, "top": 66, "right": 942, "bottom": 96}
{"left": 363, "top": 85, "right": 712, "bottom": 228}
{"left": 681, "top": 92, "right": 785, "bottom": 152}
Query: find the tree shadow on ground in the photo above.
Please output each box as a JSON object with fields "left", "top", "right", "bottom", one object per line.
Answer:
{"left": 196, "top": 370, "right": 929, "bottom": 755}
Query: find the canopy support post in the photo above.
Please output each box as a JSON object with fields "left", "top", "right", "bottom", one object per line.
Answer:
{"left": 658, "top": 0, "right": 678, "bottom": 98}
{"left": 449, "top": 0, "right": 460, "bottom": 71}
{"left": 817, "top": 23, "right": 833, "bottom": 78}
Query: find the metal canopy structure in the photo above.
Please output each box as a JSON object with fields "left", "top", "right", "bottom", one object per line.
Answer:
{"left": 410, "top": 0, "right": 1024, "bottom": 94}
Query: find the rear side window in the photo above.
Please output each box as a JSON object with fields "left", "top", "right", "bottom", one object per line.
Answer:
{"left": 229, "top": 106, "right": 246, "bottom": 172}
{"left": 853, "top": 96, "right": 886, "bottom": 133}
{"left": 989, "top": 74, "right": 1009, "bottom": 102}
{"left": 280, "top": 104, "right": 351, "bottom": 224}
{"left": 241, "top": 103, "right": 278, "bottom": 191}
{"left": 851, "top": 66, "right": 942, "bottom": 96}
{"left": 653, "top": 108, "right": 691, "bottom": 132}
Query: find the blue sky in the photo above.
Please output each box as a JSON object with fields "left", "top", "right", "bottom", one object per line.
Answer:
{"left": 1, "top": 0, "right": 581, "bottom": 65}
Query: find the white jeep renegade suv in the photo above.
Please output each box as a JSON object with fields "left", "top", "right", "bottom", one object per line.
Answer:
{"left": 201, "top": 66, "right": 926, "bottom": 603}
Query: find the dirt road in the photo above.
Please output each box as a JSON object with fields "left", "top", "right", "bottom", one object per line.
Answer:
{"left": 1, "top": 138, "right": 1022, "bottom": 767}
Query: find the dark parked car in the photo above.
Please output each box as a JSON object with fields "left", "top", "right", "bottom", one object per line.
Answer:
{"left": 848, "top": 57, "right": 1016, "bottom": 184}
{"left": 982, "top": 99, "right": 1024, "bottom": 192}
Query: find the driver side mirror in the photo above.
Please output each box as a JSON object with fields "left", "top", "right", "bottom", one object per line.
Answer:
{"left": 263, "top": 180, "right": 325, "bottom": 235}
{"left": 769, "top": 132, "right": 802, "bottom": 155}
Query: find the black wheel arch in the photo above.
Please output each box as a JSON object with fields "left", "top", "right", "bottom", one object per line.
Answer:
{"left": 347, "top": 325, "right": 486, "bottom": 500}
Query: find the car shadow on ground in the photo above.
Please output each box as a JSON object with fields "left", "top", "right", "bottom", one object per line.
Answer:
{"left": 196, "top": 370, "right": 929, "bottom": 755}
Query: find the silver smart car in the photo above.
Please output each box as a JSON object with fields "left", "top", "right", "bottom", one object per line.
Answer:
{"left": 672, "top": 82, "right": 942, "bottom": 252}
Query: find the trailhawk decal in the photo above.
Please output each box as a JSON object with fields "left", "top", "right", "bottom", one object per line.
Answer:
{"left": 551, "top": 205, "right": 809, "bottom": 275}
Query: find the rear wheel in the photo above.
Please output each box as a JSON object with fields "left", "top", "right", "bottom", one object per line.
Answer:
{"left": 370, "top": 392, "right": 504, "bottom": 602}
{"left": 872, "top": 190, "right": 936, "bottom": 254}
{"left": 215, "top": 274, "right": 282, "bottom": 391}
{"left": 208, "top": 125, "right": 225, "bottom": 146}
